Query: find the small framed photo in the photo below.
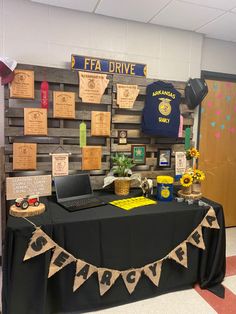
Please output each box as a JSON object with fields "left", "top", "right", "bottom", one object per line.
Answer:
{"left": 131, "top": 145, "right": 146, "bottom": 164}
{"left": 157, "top": 148, "right": 172, "bottom": 168}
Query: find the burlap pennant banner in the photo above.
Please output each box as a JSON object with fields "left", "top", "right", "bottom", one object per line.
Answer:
{"left": 122, "top": 269, "right": 142, "bottom": 294}
{"left": 24, "top": 227, "right": 56, "bottom": 261}
{"left": 73, "top": 259, "right": 97, "bottom": 292}
{"left": 48, "top": 246, "right": 76, "bottom": 278}
{"left": 143, "top": 260, "right": 163, "bottom": 287}
{"left": 188, "top": 225, "right": 205, "bottom": 250}
{"left": 202, "top": 207, "right": 220, "bottom": 229}
{"left": 23, "top": 206, "right": 220, "bottom": 296}
{"left": 98, "top": 268, "right": 120, "bottom": 296}
{"left": 168, "top": 241, "right": 188, "bottom": 268}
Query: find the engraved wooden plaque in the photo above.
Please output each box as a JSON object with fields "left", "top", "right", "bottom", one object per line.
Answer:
{"left": 117, "top": 84, "right": 139, "bottom": 108}
{"left": 24, "top": 108, "right": 48, "bottom": 135}
{"left": 10, "top": 69, "right": 34, "bottom": 99}
{"left": 79, "top": 71, "right": 109, "bottom": 104}
{"left": 13, "top": 143, "right": 37, "bottom": 170}
{"left": 91, "top": 111, "right": 111, "bottom": 137}
{"left": 82, "top": 146, "right": 102, "bottom": 170}
{"left": 53, "top": 91, "right": 75, "bottom": 119}
{"left": 6, "top": 175, "right": 52, "bottom": 200}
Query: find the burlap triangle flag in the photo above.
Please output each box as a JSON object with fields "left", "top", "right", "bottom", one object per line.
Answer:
{"left": 122, "top": 269, "right": 141, "bottom": 294}
{"left": 202, "top": 207, "right": 220, "bottom": 229}
{"left": 48, "top": 246, "right": 75, "bottom": 278}
{"left": 73, "top": 259, "right": 97, "bottom": 292}
{"left": 98, "top": 268, "right": 120, "bottom": 296}
{"left": 143, "top": 260, "right": 162, "bottom": 287}
{"left": 168, "top": 242, "right": 188, "bottom": 268}
{"left": 188, "top": 225, "right": 205, "bottom": 250}
{"left": 24, "top": 227, "right": 56, "bottom": 261}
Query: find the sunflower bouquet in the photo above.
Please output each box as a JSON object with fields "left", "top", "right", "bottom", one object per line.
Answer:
{"left": 192, "top": 169, "right": 205, "bottom": 183}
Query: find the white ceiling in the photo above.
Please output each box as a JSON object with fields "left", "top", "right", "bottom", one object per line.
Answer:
{"left": 31, "top": 0, "right": 236, "bottom": 43}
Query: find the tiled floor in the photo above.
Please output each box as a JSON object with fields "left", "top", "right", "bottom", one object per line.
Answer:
{"left": 1, "top": 228, "right": 235, "bottom": 314}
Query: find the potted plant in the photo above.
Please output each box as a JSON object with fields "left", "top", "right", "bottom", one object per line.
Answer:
{"left": 111, "top": 153, "right": 135, "bottom": 196}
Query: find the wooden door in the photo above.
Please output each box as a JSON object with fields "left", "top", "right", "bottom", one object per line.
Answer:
{"left": 199, "top": 79, "right": 236, "bottom": 227}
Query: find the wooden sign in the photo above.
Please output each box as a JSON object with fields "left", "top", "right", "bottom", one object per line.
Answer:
{"left": 6, "top": 175, "right": 52, "bottom": 200}
{"left": 52, "top": 153, "right": 69, "bottom": 177}
{"left": 91, "top": 111, "right": 111, "bottom": 137}
{"left": 79, "top": 71, "right": 109, "bottom": 104}
{"left": 13, "top": 143, "right": 37, "bottom": 170}
{"left": 117, "top": 84, "right": 139, "bottom": 108}
{"left": 24, "top": 108, "right": 47, "bottom": 135}
{"left": 82, "top": 146, "right": 102, "bottom": 170}
{"left": 53, "top": 91, "right": 75, "bottom": 119}
{"left": 72, "top": 55, "right": 147, "bottom": 77}
{"left": 10, "top": 69, "right": 34, "bottom": 99}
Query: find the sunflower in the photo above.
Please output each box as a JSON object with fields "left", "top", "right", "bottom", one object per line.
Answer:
{"left": 186, "top": 148, "right": 200, "bottom": 160}
{"left": 180, "top": 173, "right": 193, "bottom": 187}
{"left": 194, "top": 169, "right": 205, "bottom": 182}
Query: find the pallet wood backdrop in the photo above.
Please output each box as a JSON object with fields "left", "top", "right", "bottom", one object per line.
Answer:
{"left": 2, "top": 63, "right": 194, "bottom": 231}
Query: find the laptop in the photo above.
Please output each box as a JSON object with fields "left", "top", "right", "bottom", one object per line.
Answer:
{"left": 54, "top": 174, "right": 106, "bottom": 212}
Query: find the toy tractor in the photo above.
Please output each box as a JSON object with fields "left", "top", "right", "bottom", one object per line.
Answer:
{"left": 15, "top": 195, "right": 40, "bottom": 210}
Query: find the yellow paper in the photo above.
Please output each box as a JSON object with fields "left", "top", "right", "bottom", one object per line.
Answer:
{"left": 110, "top": 196, "right": 156, "bottom": 211}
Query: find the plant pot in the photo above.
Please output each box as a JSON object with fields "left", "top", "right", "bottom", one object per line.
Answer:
{"left": 182, "top": 185, "right": 192, "bottom": 195}
{"left": 192, "top": 182, "right": 201, "bottom": 194}
{"left": 114, "top": 178, "right": 131, "bottom": 196}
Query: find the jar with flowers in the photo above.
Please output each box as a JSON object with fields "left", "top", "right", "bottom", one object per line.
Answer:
{"left": 185, "top": 147, "right": 200, "bottom": 170}
{"left": 192, "top": 169, "right": 205, "bottom": 194}
{"left": 180, "top": 172, "right": 193, "bottom": 194}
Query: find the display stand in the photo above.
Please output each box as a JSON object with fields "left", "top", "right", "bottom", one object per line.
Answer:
{"left": 178, "top": 190, "right": 202, "bottom": 200}
{"left": 9, "top": 203, "right": 45, "bottom": 217}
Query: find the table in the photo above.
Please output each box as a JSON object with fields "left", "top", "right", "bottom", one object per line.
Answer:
{"left": 2, "top": 191, "right": 226, "bottom": 314}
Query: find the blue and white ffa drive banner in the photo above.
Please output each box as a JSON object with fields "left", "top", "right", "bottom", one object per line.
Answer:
{"left": 71, "top": 55, "right": 147, "bottom": 77}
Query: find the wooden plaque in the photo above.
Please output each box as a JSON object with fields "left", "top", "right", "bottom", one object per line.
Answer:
{"left": 53, "top": 91, "right": 75, "bottom": 119}
{"left": 13, "top": 143, "right": 37, "bottom": 170}
{"left": 6, "top": 175, "right": 52, "bottom": 200}
{"left": 24, "top": 108, "right": 48, "bottom": 135}
{"left": 91, "top": 111, "right": 111, "bottom": 137}
{"left": 10, "top": 69, "right": 34, "bottom": 99}
{"left": 82, "top": 146, "right": 102, "bottom": 170}
{"left": 117, "top": 84, "right": 139, "bottom": 108}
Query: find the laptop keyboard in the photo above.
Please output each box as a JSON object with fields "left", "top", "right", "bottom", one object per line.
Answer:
{"left": 62, "top": 197, "right": 103, "bottom": 210}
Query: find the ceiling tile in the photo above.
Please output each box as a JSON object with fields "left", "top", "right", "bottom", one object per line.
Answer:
{"left": 31, "top": 0, "right": 99, "bottom": 12}
{"left": 150, "top": 0, "right": 224, "bottom": 31}
{"left": 198, "top": 12, "right": 236, "bottom": 42}
{"left": 181, "top": 0, "right": 236, "bottom": 11}
{"left": 95, "top": 0, "right": 171, "bottom": 23}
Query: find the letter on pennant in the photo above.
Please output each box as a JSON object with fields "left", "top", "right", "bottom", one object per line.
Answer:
{"left": 73, "top": 260, "right": 97, "bottom": 292}
{"left": 24, "top": 228, "right": 56, "bottom": 261}
{"left": 188, "top": 225, "right": 205, "bottom": 250}
{"left": 98, "top": 268, "right": 120, "bottom": 296}
{"left": 202, "top": 207, "right": 220, "bottom": 229}
{"left": 121, "top": 269, "right": 141, "bottom": 294}
{"left": 143, "top": 261, "right": 162, "bottom": 287}
{"left": 169, "top": 242, "right": 188, "bottom": 268}
{"left": 48, "top": 246, "right": 75, "bottom": 278}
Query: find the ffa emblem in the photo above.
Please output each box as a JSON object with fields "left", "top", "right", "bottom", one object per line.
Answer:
{"left": 161, "top": 186, "right": 170, "bottom": 198}
{"left": 88, "top": 79, "right": 95, "bottom": 89}
{"left": 124, "top": 89, "right": 129, "bottom": 97}
{"left": 158, "top": 98, "right": 172, "bottom": 116}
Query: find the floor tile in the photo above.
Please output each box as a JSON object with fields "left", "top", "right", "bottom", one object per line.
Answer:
{"left": 226, "top": 227, "right": 236, "bottom": 257}
{"left": 223, "top": 275, "right": 236, "bottom": 295}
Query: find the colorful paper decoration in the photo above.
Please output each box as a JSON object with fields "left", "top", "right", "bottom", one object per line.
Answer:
{"left": 184, "top": 127, "right": 191, "bottom": 150}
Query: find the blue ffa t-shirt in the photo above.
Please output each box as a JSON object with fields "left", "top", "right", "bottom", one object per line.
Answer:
{"left": 141, "top": 81, "right": 181, "bottom": 137}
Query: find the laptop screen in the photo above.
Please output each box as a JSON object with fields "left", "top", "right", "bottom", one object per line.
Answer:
{"left": 55, "top": 174, "right": 92, "bottom": 200}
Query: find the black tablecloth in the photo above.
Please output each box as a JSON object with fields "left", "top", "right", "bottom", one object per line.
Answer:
{"left": 2, "top": 191, "right": 226, "bottom": 314}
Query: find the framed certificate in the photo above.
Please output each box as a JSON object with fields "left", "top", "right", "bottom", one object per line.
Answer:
{"left": 157, "top": 148, "right": 172, "bottom": 168}
{"left": 10, "top": 69, "right": 34, "bottom": 99}
{"left": 13, "top": 143, "right": 37, "bottom": 170}
{"left": 91, "top": 111, "right": 111, "bottom": 137}
{"left": 131, "top": 145, "right": 146, "bottom": 165}
{"left": 82, "top": 146, "right": 102, "bottom": 170}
